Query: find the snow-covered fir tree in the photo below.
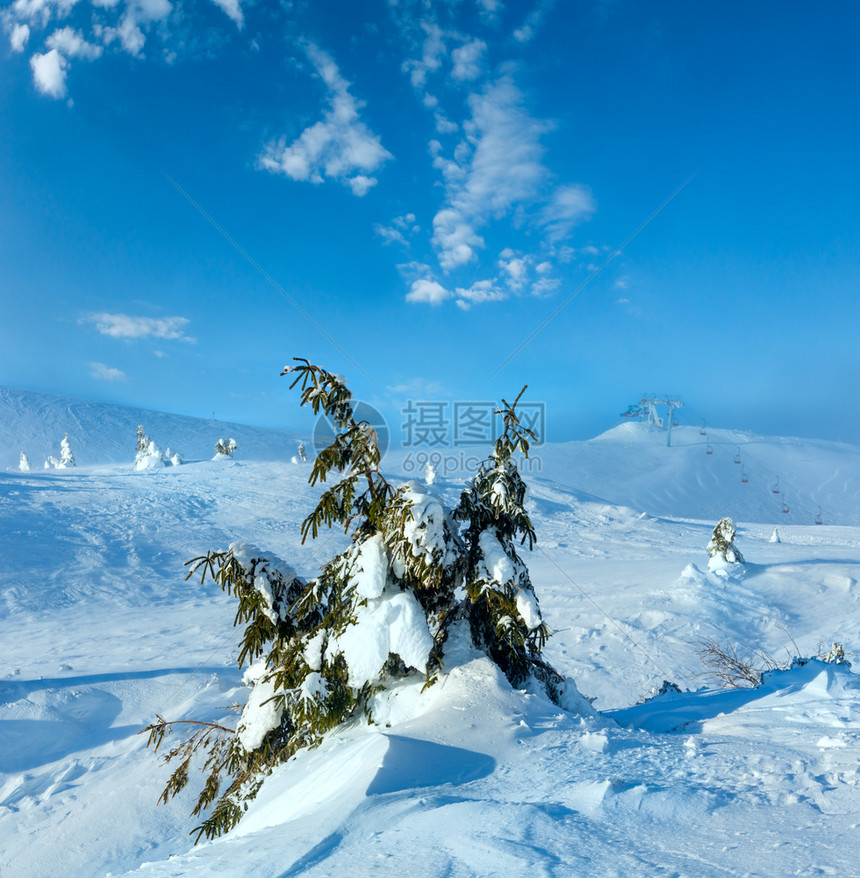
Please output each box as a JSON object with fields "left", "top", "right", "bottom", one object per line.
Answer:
{"left": 165, "top": 448, "right": 183, "bottom": 467}
{"left": 134, "top": 426, "right": 166, "bottom": 471}
{"left": 214, "top": 438, "right": 238, "bottom": 459}
{"left": 58, "top": 433, "right": 75, "bottom": 468}
{"left": 425, "top": 459, "right": 437, "bottom": 486}
{"left": 44, "top": 456, "right": 58, "bottom": 470}
{"left": 18, "top": 452, "right": 30, "bottom": 472}
{"left": 707, "top": 517, "right": 744, "bottom": 569}
{"left": 146, "top": 360, "right": 571, "bottom": 842}
{"left": 297, "top": 441, "right": 307, "bottom": 462}
{"left": 769, "top": 527, "right": 781, "bottom": 544}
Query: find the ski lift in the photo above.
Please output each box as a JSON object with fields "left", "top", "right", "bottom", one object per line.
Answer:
{"left": 699, "top": 420, "right": 707, "bottom": 436}
{"left": 815, "top": 506, "right": 823, "bottom": 525}
{"left": 734, "top": 447, "right": 741, "bottom": 464}
{"left": 741, "top": 466, "right": 748, "bottom": 484}
{"left": 772, "top": 477, "right": 780, "bottom": 494}
{"left": 782, "top": 498, "right": 790, "bottom": 514}
{"left": 706, "top": 443, "right": 713, "bottom": 455}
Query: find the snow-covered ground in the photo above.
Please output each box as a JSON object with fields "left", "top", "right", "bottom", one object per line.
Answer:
{"left": 1, "top": 387, "right": 859, "bottom": 877}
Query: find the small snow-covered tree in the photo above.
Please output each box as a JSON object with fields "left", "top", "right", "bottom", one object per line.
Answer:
{"left": 769, "top": 527, "right": 781, "bottom": 544}
{"left": 165, "top": 448, "right": 183, "bottom": 467}
{"left": 44, "top": 456, "right": 58, "bottom": 470}
{"left": 134, "top": 426, "right": 166, "bottom": 471}
{"left": 58, "top": 433, "right": 75, "bottom": 468}
{"left": 297, "top": 441, "right": 307, "bottom": 462}
{"left": 146, "top": 360, "right": 569, "bottom": 842}
{"left": 214, "top": 438, "right": 238, "bottom": 459}
{"left": 425, "top": 459, "right": 437, "bottom": 486}
{"left": 707, "top": 517, "right": 744, "bottom": 568}
{"left": 18, "top": 452, "right": 30, "bottom": 472}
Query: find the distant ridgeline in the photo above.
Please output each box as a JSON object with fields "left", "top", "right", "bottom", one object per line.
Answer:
{"left": 2, "top": 385, "right": 859, "bottom": 526}
{"left": 0, "top": 386, "right": 302, "bottom": 468}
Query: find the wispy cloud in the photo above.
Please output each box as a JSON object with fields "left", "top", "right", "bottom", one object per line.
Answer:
{"left": 454, "top": 279, "right": 507, "bottom": 310}
{"left": 82, "top": 312, "right": 194, "bottom": 342}
{"left": 374, "top": 213, "right": 419, "bottom": 247}
{"left": 46, "top": 26, "right": 102, "bottom": 59}
{"left": 90, "top": 362, "right": 128, "bottom": 382}
{"left": 513, "top": 0, "right": 557, "bottom": 43}
{"left": 451, "top": 38, "right": 486, "bottom": 81}
{"left": 208, "top": 0, "right": 243, "bottom": 29}
{"left": 401, "top": 20, "right": 446, "bottom": 90}
{"left": 540, "top": 184, "right": 596, "bottom": 241}
{"left": 430, "top": 75, "right": 550, "bottom": 271}
{"left": 386, "top": 377, "right": 448, "bottom": 397}
{"left": 258, "top": 43, "right": 392, "bottom": 197}
{"left": 9, "top": 23, "right": 30, "bottom": 52}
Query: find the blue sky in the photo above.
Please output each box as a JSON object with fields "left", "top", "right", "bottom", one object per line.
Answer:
{"left": 2, "top": 0, "right": 859, "bottom": 446}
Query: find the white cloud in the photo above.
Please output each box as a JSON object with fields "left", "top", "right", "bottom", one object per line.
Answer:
{"left": 430, "top": 76, "right": 549, "bottom": 269}
{"left": 451, "top": 39, "right": 486, "bottom": 81}
{"left": 90, "top": 362, "right": 127, "bottom": 381}
{"left": 83, "top": 312, "right": 193, "bottom": 341}
{"left": 375, "top": 224, "right": 408, "bottom": 246}
{"left": 259, "top": 43, "right": 391, "bottom": 196}
{"left": 406, "top": 279, "right": 451, "bottom": 305}
{"left": 375, "top": 213, "right": 419, "bottom": 247}
{"left": 402, "top": 20, "right": 446, "bottom": 90}
{"left": 47, "top": 26, "right": 102, "bottom": 58}
{"left": 433, "top": 208, "right": 484, "bottom": 270}
{"left": 9, "top": 23, "right": 30, "bottom": 51}
{"left": 30, "top": 48, "right": 68, "bottom": 98}
{"left": 476, "top": 0, "right": 501, "bottom": 21}
{"left": 434, "top": 112, "right": 458, "bottom": 134}
{"left": 540, "top": 184, "right": 596, "bottom": 241}
{"left": 499, "top": 253, "right": 528, "bottom": 288}
{"left": 11, "top": 0, "right": 79, "bottom": 28}
{"left": 530, "top": 276, "right": 560, "bottom": 296}
{"left": 348, "top": 174, "right": 377, "bottom": 197}
{"left": 454, "top": 279, "right": 507, "bottom": 309}
{"left": 208, "top": 0, "right": 243, "bottom": 29}
{"left": 93, "top": 0, "right": 171, "bottom": 57}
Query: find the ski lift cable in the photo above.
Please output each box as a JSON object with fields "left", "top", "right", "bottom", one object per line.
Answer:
{"left": 683, "top": 403, "right": 822, "bottom": 521}
{"left": 683, "top": 403, "right": 826, "bottom": 525}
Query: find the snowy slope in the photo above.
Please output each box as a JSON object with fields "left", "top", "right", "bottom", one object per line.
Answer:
{"left": 1, "top": 392, "right": 860, "bottom": 877}
{"left": 532, "top": 421, "right": 860, "bottom": 527}
{"left": 0, "top": 386, "right": 303, "bottom": 468}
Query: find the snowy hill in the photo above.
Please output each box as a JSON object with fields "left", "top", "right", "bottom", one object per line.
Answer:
{"left": 4, "top": 386, "right": 858, "bottom": 525}
{"left": 532, "top": 421, "right": 860, "bottom": 527}
{"left": 0, "top": 386, "right": 302, "bottom": 468}
{"left": 2, "top": 392, "right": 860, "bottom": 876}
